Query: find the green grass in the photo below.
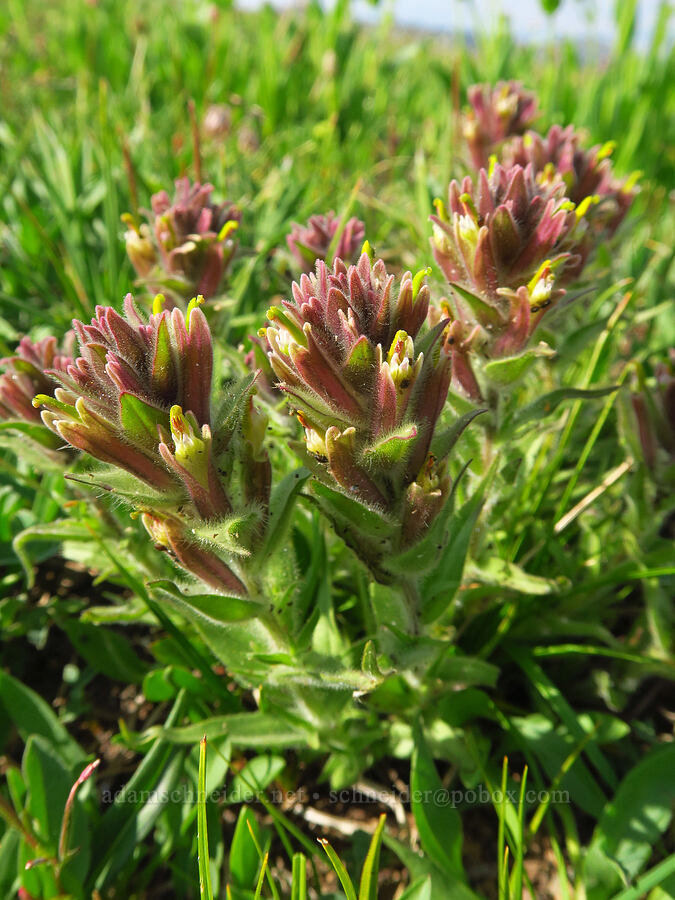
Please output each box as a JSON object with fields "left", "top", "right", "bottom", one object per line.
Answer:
{"left": 0, "top": 0, "right": 674, "bottom": 897}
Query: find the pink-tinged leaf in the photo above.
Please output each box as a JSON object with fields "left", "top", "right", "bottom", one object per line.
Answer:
{"left": 289, "top": 343, "right": 363, "bottom": 420}
{"left": 158, "top": 440, "right": 231, "bottom": 519}
{"left": 105, "top": 354, "right": 148, "bottom": 399}
{"left": 150, "top": 313, "right": 178, "bottom": 403}
{"left": 195, "top": 245, "right": 225, "bottom": 300}
{"left": 100, "top": 307, "right": 146, "bottom": 369}
{"left": 178, "top": 307, "right": 213, "bottom": 425}
{"left": 361, "top": 423, "right": 419, "bottom": 468}
{"left": 490, "top": 205, "right": 522, "bottom": 271}
{"left": 58, "top": 420, "right": 174, "bottom": 489}
{"left": 372, "top": 362, "right": 398, "bottom": 437}
{"left": 472, "top": 226, "right": 499, "bottom": 297}
{"left": 119, "top": 393, "right": 169, "bottom": 447}
{"left": 325, "top": 427, "right": 388, "bottom": 507}
{"left": 155, "top": 522, "right": 246, "bottom": 596}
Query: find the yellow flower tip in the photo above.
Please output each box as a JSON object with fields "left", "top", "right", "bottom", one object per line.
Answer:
{"left": 186, "top": 295, "right": 205, "bottom": 329}
{"left": 487, "top": 153, "right": 498, "bottom": 179}
{"left": 597, "top": 140, "right": 616, "bottom": 161}
{"left": 623, "top": 170, "right": 642, "bottom": 192}
{"left": 169, "top": 404, "right": 188, "bottom": 436}
{"left": 575, "top": 195, "right": 600, "bottom": 220}
{"left": 433, "top": 197, "right": 447, "bottom": 221}
{"left": 527, "top": 259, "right": 553, "bottom": 294}
{"left": 120, "top": 212, "right": 137, "bottom": 230}
{"left": 459, "top": 192, "right": 478, "bottom": 220}
{"left": 152, "top": 293, "right": 166, "bottom": 315}
{"left": 361, "top": 239, "right": 374, "bottom": 262}
{"left": 217, "top": 219, "right": 239, "bottom": 242}
{"left": 412, "top": 266, "right": 432, "bottom": 301}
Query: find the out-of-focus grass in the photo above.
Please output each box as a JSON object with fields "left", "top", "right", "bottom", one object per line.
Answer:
{"left": 0, "top": 0, "right": 672, "bottom": 338}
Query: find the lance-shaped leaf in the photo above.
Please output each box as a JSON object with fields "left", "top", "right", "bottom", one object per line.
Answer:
{"left": 361, "top": 423, "right": 419, "bottom": 467}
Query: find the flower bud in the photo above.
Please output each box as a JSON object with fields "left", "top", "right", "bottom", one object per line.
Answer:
{"left": 286, "top": 212, "right": 366, "bottom": 274}
{"left": 501, "top": 125, "right": 638, "bottom": 241}
{"left": 263, "top": 253, "right": 454, "bottom": 541}
{"left": 124, "top": 177, "right": 241, "bottom": 305}
{"left": 142, "top": 513, "right": 246, "bottom": 595}
{"left": 462, "top": 81, "right": 538, "bottom": 169}
{"left": 431, "top": 165, "right": 578, "bottom": 357}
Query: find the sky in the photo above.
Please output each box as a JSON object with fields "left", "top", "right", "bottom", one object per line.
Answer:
{"left": 236, "top": 0, "right": 671, "bottom": 49}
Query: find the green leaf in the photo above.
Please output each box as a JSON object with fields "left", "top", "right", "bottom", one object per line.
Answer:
{"left": 229, "top": 755, "right": 286, "bottom": 802}
{"left": 361, "top": 640, "right": 383, "bottom": 679}
{"left": 358, "top": 813, "right": 387, "bottom": 900}
{"left": 12, "top": 518, "right": 100, "bottom": 587}
{"left": 388, "top": 460, "right": 472, "bottom": 576}
{"left": 584, "top": 744, "right": 675, "bottom": 899}
{"left": 141, "top": 712, "right": 307, "bottom": 749}
{"left": 150, "top": 579, "right": 262, "bottom": 624}
{"left": 23, "top": 734, "right": 72, "bottom": 849}
{"left": 468, "top": 557, "right": 558, "bottom": 595}
{"left": 436, "top": 655, "right": 500, "bottom": 688}
{"left": 344, "top": 335, "right": 376, "bottom": 377}
{"left": 198, "top": 737, "right": 214, "bottom": 900}
{"left": 410, "top": 723, "right": 464, "bottom": 879}
{"left": 229, "top": 807, "right": 269, "bottom": 890}
{"left": 213, "top": 373, "right": 257, "bottom": 435}
{"left": 450, "top": 282, "right": 503, "bottom": 326}
{"left": 59, "top": 619, "right": 149, "bottom": 683}
{"left": 0, "top": 670, "right": 85, "bottom": 767}
{"left": 383, "top": 833, "right": 481, "bottom": 899}
{"left": 190, "top": 510, "right": 262, "bottom": 557}
{"left": 91, "top": 691, "right": 189, "bottom": 885}
{"left": 421, "top": 469, "right": 491, "bottom": 621}
{"left": 119, "top": 392, "right": 168, "bottom": 445}
{"left": 260, "top": 467, "right": 311, "bottom": 560}
{"left": 361, "top": 423, "right": 419, "bottom": 466}
{"left": 291, "top": 853, "right": 308, "bottom": 900}
{"left": 320, "top": 838, "right": 358, "bottom": 900}
{"left": 483, "top": 341, "right": 555, "bottom": 386}
{"left": 510, "top": 385, "right": 620, "bottom": 428}
{"left": 399, "top": 876, "right": 433, "bottom": 900}
{"left": 95, "top": 749, "right": 187, "bottom": 889}
{"left": 149, "top": 582, "right": 294, "bottom": 687}
{"left": 430, "top": 409, "right": 487, "bottom": 461}
{"left": 311, "top": 481, "right": 395, "bottom": 539}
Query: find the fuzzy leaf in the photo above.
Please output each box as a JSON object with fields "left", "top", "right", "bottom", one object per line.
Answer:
{"left": 483, "top": 341, "right": 556, "bottom": 386}
{"left": 260, "top": 467, "right": 311, "bottom": 560}
{"left": 119, "top": 393, "right": 168, "bottom": 445}
{"left": 189, "top": 510, "right": 263, "bottom": 557}
{"left": 150, "top": 579, "right": 261, "bottom": 623}
{"left": 430, "top": 409, "right": 487, "bottom": 461}
{"left": 421, "top": 465, "right": 494, "bottom": 621}
{"left": 411, "top": 723, "right": 465, "bottom": 879}
{"left": 361, "top": 423, "right": 418, "bottom": 466}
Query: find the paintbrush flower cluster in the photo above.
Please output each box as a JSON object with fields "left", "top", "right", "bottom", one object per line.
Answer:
{"left": 124, "top": 177, "right": 240, "bottom": 307}
{"left": 429, "top": 82, "right": 638, "bottom": 398}
{"left": 262, "top": 251, "right": 454, "bottom": 544}
{"left": 286, "top": 212, "right": 366, "bottom": 273}
{"left": 32, "top": 294, "right": 269, "bottom": 594}
{"left": 462, "top": 81, "right": 539, "bottom": 170}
